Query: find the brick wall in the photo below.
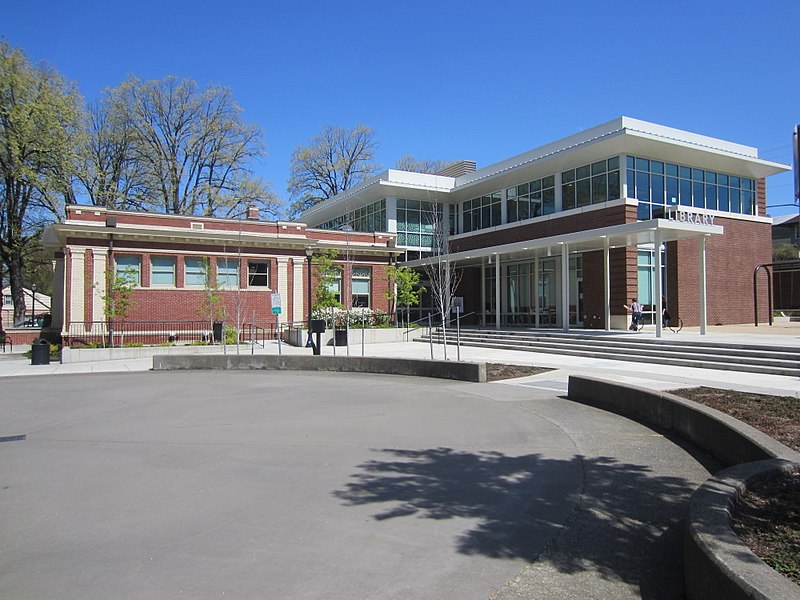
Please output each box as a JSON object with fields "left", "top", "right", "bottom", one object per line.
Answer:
{"left": 673, "top": 217, "right": 771, "bottom": 326}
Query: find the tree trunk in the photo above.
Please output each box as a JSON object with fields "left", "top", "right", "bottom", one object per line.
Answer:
{"left": 8, "top": 250, "right": 27, "bottom": 325}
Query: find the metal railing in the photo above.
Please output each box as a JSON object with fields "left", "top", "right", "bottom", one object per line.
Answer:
{"left": 65, "top": 320, "right": 278, "bottom": 347}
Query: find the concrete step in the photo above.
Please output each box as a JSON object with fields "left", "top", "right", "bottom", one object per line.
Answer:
{"left": 418, "top": 330, "right": 800, "bottom": 377}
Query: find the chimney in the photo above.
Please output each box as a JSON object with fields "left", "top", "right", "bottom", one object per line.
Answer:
{"left": 246, "top": 204, "right": 260, "bottom": 220}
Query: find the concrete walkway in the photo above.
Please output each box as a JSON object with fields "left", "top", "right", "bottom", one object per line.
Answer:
{"left": 0, "top": 324, "right": 796, "bottom": 598}
{"left": 2, "top": 323, "right": 797, "bottom": 397}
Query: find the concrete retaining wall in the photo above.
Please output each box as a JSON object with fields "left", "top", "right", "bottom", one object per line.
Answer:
{"left": 153, "top": 354, "right": 487, "bottom": 383}
{"left": 567, "top": 376, "right": 800, "bottom": 600}
{"left": 62, "top": 344, "right": 228, "bottom": 364}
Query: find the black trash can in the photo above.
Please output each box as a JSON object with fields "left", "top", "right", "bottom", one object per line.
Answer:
{"left": 212, "top": 321, "right": 224, "bottom": 343}
{"left": 334, "top": 328, "right": 348, "bottom": 346}
{"left": 31, "top": 338, "right": 51, "bottom": 365}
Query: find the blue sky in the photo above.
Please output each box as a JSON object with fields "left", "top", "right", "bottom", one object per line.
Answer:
{"left": 4, "top": 0, "right": 799, "bottom": 215}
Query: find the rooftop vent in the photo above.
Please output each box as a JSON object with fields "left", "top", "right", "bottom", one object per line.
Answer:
{"left": 435, "top": 160, "right": 477, "bottom": 178}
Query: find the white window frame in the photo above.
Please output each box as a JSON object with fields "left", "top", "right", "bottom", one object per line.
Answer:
{"left": 151, "top": 256, "right": 176, "bottom": 287}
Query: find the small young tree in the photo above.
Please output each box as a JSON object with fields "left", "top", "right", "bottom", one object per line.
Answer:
{"left": 312, "top": 250, "right": 343, "bottom": 327}
{"left": 99, "top": 266, "right": 137, "bottom": 347}
{"left": 421, "top": 202, "right": 462, "bottom": 360}
{"left": 196, "top": 257, "right": 226, "bottom": 343}
{"left": 386, "top": 265, "right": 425, "bottom": 328}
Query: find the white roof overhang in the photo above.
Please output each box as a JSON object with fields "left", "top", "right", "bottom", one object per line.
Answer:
{"left": 403, "top": 218, "right": 724, "bottom": 269}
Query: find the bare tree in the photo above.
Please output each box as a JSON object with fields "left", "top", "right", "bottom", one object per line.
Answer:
{"left": 109, "top": 76, "right": 271, "bottom": 216}
{"left": 287, "top": 124, "right": 380, "bottom": 217}
{"left": 394, "top": 155, "right": 449, "bottom": 174}
{"left": 77, "top": 95, "right": 147, "bottom": 210}
{"left": 421, "top": 200, "right": 462, "bottom": 360}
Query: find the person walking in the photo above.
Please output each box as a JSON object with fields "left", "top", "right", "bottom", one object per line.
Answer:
{"left": 623, "top": 298, "right": 643, "bottom": 330}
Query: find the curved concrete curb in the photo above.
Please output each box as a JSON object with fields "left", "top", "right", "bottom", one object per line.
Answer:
{"left": 152, "top": 353, "right": 487, "bottom": 383}
{"left": 567, "top": 376, "right": 800, "bottom": 600}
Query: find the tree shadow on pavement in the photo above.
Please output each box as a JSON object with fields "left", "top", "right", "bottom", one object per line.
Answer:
{"left": 334, "top": 447, "right": 701, "bottom": 598}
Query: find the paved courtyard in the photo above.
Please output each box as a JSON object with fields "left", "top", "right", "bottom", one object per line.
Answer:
{"left": 0, "top": 370, "right": 717, "bottom": 599}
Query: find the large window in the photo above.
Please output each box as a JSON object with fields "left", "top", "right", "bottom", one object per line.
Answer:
{"left": 115, "top": 254, "right": 142, "bottom": 285}
{"left": 184, "top": 257, "right": 206, "bottom": 287}
{"left": 217, "top": 259, "right": 239, "bottom": 287}
{"left": 507, "top": 175, "right": 556, "bottom": 223}
{"left": 462, "top": 192, "right": 502, "bottom": 233}
{"left": 316, "top": 199, "right": 387, "bottom": 232}
{"left": 351, "top": 266, "right": 371, "bottom": 307}
{"left": 626, "top": 156, "right": 756, "bottom": 219}
{"left": 247, "top": 261, "right": 270, "bottom": 287}
{"left": 151, "top": 256, "right": 176, "bottom": 286}
{"left": 396, "top": 199, "right": 440, "bottom": 249}
{"left": 562, "top": 157, "right": 620, "bottom": 211}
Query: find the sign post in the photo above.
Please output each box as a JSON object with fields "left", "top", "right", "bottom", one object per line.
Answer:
{"left": 271, "top": 292, "right": 282, "bottom": 355}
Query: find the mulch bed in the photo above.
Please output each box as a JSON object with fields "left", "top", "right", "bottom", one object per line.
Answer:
{"left": 485, "top": 363, "right": 552, "bottom": 381}
{"left": 669, "top": 387, "right": 800, "bottom": 587}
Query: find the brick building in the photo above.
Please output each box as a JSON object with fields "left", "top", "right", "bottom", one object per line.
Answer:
{"left": 300, "top": 117, "right": 790, "bottom": 335}
{"left": 44, "top": 206, "right": 399, "bottom": 345}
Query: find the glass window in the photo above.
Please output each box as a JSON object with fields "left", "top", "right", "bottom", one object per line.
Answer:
{"left": 577, "top": 179, "right": 591, "bottom": 206}
{"left": 542, "top": 188, "right": 555, "bottom": 214}
{"left": 693, "top": 181, "right": 705, "bottom": 208}
{"left": 666, "top": 163, "right": 678, "bottom": 177}
{"left": 115, "top": 255, "right": 141, "bottom": 285}
{"left": 635, "top": 157, "right": 649, "bottom": 172}
{"left": 718, "top": 186, "right": 729, "bottom": 211}
{"left": 591, "top": 160, "right": 606, "bottom": 175}
{"left": 185, "top": 257, "right": 207, "bottom": 286}
{"left": 651, "top": 175, "right": 664, "bottom": 205}
{"left": 591, "top": 174, "right": 607, "bottom": 204}
{"left": 636, "top": 171, "right": 650, "bottom": 202}
{"left": 742, "top": 190, "right": 754, "bottom": 215}
{"left": 562, "top": 169, "right": 575, "bottom": 183}
{"left": 248, "top": 261, "right": 270, "bottom": 287}
{"left": 651, "top": 161, "right": 664, "bottom": 174}
{"left": 217, "top": 258, "right": 239, "bottom": 288}
{"left": 705, "top": 184, "right": 718, "bottom": 211}
{"left": 608, "top": 156, "right": 620, "bottom": 170}
{"left": 562, "top": 182, "right": 576, "bottom": 210}
{"left": 608, "top": 171, "right": 620, "bottom": 200}
{"left": 151, "top": 256, "right": 176, "bottom": 286}
{"left": 351, "top": 266, "right": 371, "bottom": 308}
{"left": 576, "top": 165, "right": 591, "bottom": 179}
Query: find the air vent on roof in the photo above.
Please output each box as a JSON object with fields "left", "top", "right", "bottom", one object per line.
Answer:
{"left": 190, "top": 222, "right": 204, "bottom": 230}
{"left": 435, "top": 160, "right": 477, "bottom": 178}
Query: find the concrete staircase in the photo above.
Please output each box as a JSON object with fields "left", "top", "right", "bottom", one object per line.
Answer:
{"left": 417, "top": 328, "right": 800, "bottom": 378}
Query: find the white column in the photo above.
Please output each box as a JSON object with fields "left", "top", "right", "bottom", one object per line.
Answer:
{"left": 494, "top": 255, "right": 500, "bottom": 329}
{"left": 386, "top": 197, "right": 397, "bottom": 233}
{"left": 70, "top": 248, "right": 86, "bottom": 329}
{"left": 480, "top": 260, "right": 486, "bottom": 327}
{"left": 561, "top": 243, "right": 569, "bottom": 331}
{"left": 654, "top": 231, "right": 663, "bottom": 338}
{"left": 292, "top": 259, "right": 304, "bottom": 323}
{"left": 699, "top": 235, "right": 707, "bottom": 335}
{"left": 534, "top": 257, "right": 540, "bottom": 328}
{"left": 603, "top": 238, "right": 611, "bottom": 331}
{"left": 277, "top": 258, "right": 289, "bottom": 320}
{"left": 52, "top": 255, "right": 66, "bottom": 331}
{"left": 93, "top": 251, "right": 108, "bottom": 324}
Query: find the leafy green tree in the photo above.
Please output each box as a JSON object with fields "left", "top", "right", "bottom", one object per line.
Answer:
{"left": 196, "top": 257, "right": 226, "bottom": 341}
{"left": 98, "top": 266, "right": 137, "bottom": 347}
{"left": 312, "top": 250, "right": 343, "bottom": 321}
{"left": 0, "top": 41, "right": 83, "bottom": 325}
{"left": 386, "top": 265, "right": 425, "bottom": 327}
{"left": 774, "top": 242, "right": 799, "bottom": 262}
{"left": 288, "top": 125, "right": 380, "bottom": 217}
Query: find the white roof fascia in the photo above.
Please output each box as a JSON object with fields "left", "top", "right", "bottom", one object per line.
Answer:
{"left": 404, "top": 219, "right": 723, "bottom": 268}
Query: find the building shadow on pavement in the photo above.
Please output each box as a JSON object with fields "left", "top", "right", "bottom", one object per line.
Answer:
{"left": 335, "top": 447, "right": 701, "bottom": 599}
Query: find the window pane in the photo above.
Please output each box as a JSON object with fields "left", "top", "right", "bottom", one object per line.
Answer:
{"left": 730, "top": 189, "right": 741, "bottom": 213}
{"left": 651, "top": 161, "right": 664, "bottom": 174}
{"left": 591, "top": 174, "right": 607, "bottom": 203}
{"left": 692, "top": 181, "right": 705, "bottom": 208}
{"left": 666, "top": 163, "right": 678, "bottom": 177}
{"left": 542, "top": 188, "right": 555, "bottom": 214}
{"left": 115, "top": 255, "right": 141, "bottom": 285}
{"left": 635, "top": 157, "right": 649, "bottom": 172}
{"left": 742, "top": 191, "right": 754, "bottom": 214}
{"left": 651, "top": 175, "right": 664, "bottom": 205}
{"left": 718, "top": 186, "right": 729, "bottom": 211}
{"left": 692, "top": 169, "right": 705, "bottom": 181}
{"left": 607, "top": 156, "right": 620, "bottom": 170}
{"left": 608, "top": 171, "right": 620, "bottom": 200}
{"left": 591, "top": 160, "right": 606, "bottom": 175}
{"left": 151, "top": 256, "right": 175, "bottom": 286}
{"left": 185, "top": 257, "right": 206, "bottom": 286}
{"left": 248, "top": 261, "right": 270, "bottom": 287}
{"left": 679, "top": 179, "right": 692, "bottom": 206}
{"left": 542, "top": 175, "right": 555, "bottom": 188}
{"left": 705, "top": 185, "right": 718, "bottom": 211}
{"left": 666, "top": 177, "right": 679, "bottom": 206}
{"left": 635, "top": 171, "right": 650, "bottom": 202}
{"left": 562, "top": 169, "right": 575, "bottom": 183}
{"left": 576, "top": 165, "right": 590, "bottom": 180}
{"left": 217, "top": 259, "right": 239, "bottom": 287}
{"left": 577, "top": 179, "right": 591, "bottom": 206}
{"left": 562, "top": 182, "right": 576, "bottom": 210}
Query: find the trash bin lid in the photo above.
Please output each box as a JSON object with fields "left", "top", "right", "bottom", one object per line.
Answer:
{"left": 33, "top": 338, "right": 50, "bottom": 345}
